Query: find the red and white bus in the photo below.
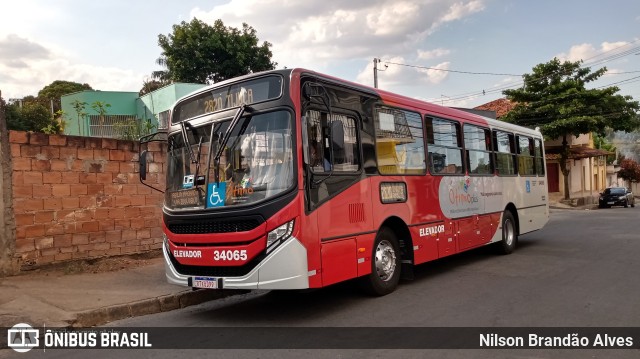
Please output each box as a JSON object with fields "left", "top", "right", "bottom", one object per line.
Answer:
{"left": 140, "top": 68, "right": 549, "bottom": 296}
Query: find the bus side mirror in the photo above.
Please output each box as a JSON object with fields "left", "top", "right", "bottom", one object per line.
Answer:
{"left": 139, "top": 150, "right": 147, "bottom": 181}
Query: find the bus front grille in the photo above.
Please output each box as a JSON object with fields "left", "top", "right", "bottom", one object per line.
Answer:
{"left": 167, "top": 218, "right": 262, "bottom": 234}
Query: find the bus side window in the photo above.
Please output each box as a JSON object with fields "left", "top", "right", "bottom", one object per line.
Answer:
{"left": 374, "top": 107, "right": 425, "bottom": 175}
{"left": 517, "top": 135, "right": 535, "bottom": 176}
{"left": 534, "top": 138, "right": 545, "bottom": 176}
{"left": 494, "top": 130, "right": 517, "bottom": 176}
{"left": 426, "top": 117, "right": 463, "bottom": 175}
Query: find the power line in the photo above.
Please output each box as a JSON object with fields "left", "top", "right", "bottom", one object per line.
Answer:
{"left": 383, "top": 38, "right": 640, "bottom": 105}
{"left": 383, "top": 61, "right": 521, "bottom": 76}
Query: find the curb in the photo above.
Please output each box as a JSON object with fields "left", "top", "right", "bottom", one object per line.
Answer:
{"left": 69, "top": 289, "right": 248, "bottom": 327}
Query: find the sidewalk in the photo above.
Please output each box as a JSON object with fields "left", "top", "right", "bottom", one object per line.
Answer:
{"left": 0, "top": 256, "right": 246, "bottom": 328}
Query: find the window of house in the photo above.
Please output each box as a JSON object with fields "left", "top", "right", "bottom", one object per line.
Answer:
{"left": 374, "top": 107, "right": 425, "bottom": 175}
{"left": 426, "top": 117, "right": 463, "bottom": 175}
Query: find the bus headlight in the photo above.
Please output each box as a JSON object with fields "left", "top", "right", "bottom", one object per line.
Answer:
{"left": 266, "top": 220, "right": 294, "bottom": 254}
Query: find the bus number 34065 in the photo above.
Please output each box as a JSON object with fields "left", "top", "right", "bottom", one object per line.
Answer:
{"left": 213, "top": 250, "right": 248, "bottom": 261}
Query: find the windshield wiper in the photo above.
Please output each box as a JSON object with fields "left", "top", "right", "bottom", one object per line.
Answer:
{"left": 180, "top": 121, "right": 198, "bottom": 164}
{"left": 180, "top": 121, "right": 204, "bottom": 188}
{"left": 213, "top": 104, "right": 249, "bottom": 183}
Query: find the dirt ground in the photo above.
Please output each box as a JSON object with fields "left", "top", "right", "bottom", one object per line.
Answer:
{"left": 16, "top": 249, "right": 163, "bottom": 277}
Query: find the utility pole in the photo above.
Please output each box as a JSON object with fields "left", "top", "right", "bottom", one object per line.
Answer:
{"left": 373, "top": 58, "right": 387, "bottom": 89}
{"left": 373, "top": 58, "right": 379, "bottom": 89}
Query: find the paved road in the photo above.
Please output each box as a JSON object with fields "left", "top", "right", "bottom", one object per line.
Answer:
{"left": 18, "top": 208, "right": 640, "bottom": 358}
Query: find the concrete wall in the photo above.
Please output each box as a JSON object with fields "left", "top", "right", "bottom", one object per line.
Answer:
{"left": 7, "top": 130, "right": 165, "bottom": 272}
{"left": 546, "top": 133, "right": 592, "bottom": 147}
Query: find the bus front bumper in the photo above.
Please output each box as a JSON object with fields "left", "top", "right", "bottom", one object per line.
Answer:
{"left": 163, "top": 236, "right": 310, "bottom": 290}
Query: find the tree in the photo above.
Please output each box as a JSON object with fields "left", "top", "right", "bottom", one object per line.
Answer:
{"left": 38, "top": 80, "right": 93, "bottom": 113}
{"left": 20, "top": 103, "right": 53, "bottom": 132}
{"left": 618, "top": 158, "right": 640, "bottom": 183}
{"left": 4, "top": 101, "right": 58, "bottom": 133}
{"left": 593, "top": 132, "right": 617, "bottom": 165}
{"left": 503, "top": 58, "right": 640, "bottom": 200}
{"left": 71, "top": 100, "right": 88, "bottom": 136}
{"left": 153, "top": 18, "right": 277, "bottom": 84}
{"left": 139, "top": 78, "right": 167, "bottom": 96}
{"left": 4, "top": 102, "right": 27, "bottom": 131}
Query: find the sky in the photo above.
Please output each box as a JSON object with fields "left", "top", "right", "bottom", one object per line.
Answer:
{"left": 1, "top": 0, "right": 639, "bottom": 109}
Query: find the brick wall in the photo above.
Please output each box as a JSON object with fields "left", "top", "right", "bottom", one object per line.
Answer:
{"left": 8, "top": 130, "right": 166, "bottom": 271}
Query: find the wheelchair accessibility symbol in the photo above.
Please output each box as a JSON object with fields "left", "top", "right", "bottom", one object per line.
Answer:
{"left": 207, "top": 182, "right": 226, "bottom": 208}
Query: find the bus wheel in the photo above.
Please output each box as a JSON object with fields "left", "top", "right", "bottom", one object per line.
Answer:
{"left": 498, "top": 210, "right": 517, "bottom": 255}
{"left": 360, "top": 227, "right": 401, "bottom": 296}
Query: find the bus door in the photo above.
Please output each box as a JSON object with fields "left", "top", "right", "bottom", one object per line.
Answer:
{"left": 304, "top": 109, "right": 372, "bottom": 286}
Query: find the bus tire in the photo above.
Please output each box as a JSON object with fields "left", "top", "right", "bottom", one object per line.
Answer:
{"left": 359, "top": 227, "right": 401, "bottom": 296}
{"left": 497, "top": 210, "right": 517, "bottom": 255}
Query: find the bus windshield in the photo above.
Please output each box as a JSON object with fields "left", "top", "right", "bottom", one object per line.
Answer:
{"left": 165, "top": 110, "right": 294, "bottom": 210}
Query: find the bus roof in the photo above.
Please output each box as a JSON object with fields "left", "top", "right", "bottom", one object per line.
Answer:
{"left": 178, "top": 68, "right": 542, "bottom": 138}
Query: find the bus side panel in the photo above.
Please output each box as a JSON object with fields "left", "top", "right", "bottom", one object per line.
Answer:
{"left": 437, "top": 219, "right": 457, "bottom": 258}
{"left": 480, "top": 212, "right": 500, "bottom": 243}
{"left": 321, "top": 238, "right": 357, "bottom": 286}
{"left": 409, "top": 226, "right": 438, "bottom": 265}
{"left": 356, "top": 233, "right": 376, "bottom": 276}
{"left": 457, "top": 216, "right": 479, "bottom": 251}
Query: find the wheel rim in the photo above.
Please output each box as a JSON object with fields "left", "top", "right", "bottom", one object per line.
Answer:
{"left": 374, "top": 239, "right": 397, "bottom": 281}
{"left": 503, "top": 218, "right": 514, "bottom": 246}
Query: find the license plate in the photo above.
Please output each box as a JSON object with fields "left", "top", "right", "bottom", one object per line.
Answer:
{"left": 608, "top": 202, "right": 614, "bottom": 205}
{"left": 192, "top": 277, "right": 218, "bottom": 289}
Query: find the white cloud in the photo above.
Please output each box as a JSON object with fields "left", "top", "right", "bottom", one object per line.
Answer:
{"left": 441, "top": 0, "right": 485, "bottom": 23}
{"left": 366, "top": 2, "right": 420, "bottom": 36}
{"left": 355, "top": 57, "right": 450, "bottom": 90}
{"left": 0, "top": 35, "right": 143, "bottom": 99}
{"left": 557, "top": 43, "right": 598, "bottom": 62}
{"left": 557, "top": 41, "right": 630, "bottom": 64}
{"left": 417, "top": 48, "right": 451, "bottom": 60}
{"left": 191, "top": 0, "right": 486, "bottom": 71}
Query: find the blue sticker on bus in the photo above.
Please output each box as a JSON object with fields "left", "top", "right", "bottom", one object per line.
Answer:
{"left": 207, "top": 182, "right": 226, "bottom": 208}
{"left": 183, "top": 175, "right": 195, "bottom": 189}
{"left": 525, "top": 180, "right": 531, "bottom": 193}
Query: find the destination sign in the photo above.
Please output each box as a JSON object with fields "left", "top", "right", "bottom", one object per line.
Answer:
{"left": 173, "top": 75, "right": 283, "bottom": 123}
{"left": 380, "top": 182, "right": 407, "bottom": 203}
{"left": 169, "top": 188, "right": 201, "bottom": 208}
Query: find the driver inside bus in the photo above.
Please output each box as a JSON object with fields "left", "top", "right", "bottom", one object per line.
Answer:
{"left": 310, "top": 140, "right": 330, "bottom": 171}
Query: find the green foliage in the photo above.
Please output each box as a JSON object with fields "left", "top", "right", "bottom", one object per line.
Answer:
{"left": 503, "top": 58, "right": 640, "bottom": 139}
{"left": 4, "top": 101, "right": 61, "bottom": 133}
{"left": 4, "top": 102, "right": 28, "bottom": 131}
{"left": 70, "top": 100, "right": 88, "bottom": 136}
{"left": 42, "top": 110, "right": 67, "bottom": 135}
{"left": 154, "top": 18, "right": 277, "bottom": 84}
{"left": 38, "top": 80, "right": 93, "bottom": 113}
{"left": 618, "top": 158, "right": 640, "bottom": 183}
{"left": 91, "top": 101, "right": 111, "bottom": 118}
{"left": 114, "top": 118, "right": 156, "bottom": 141}
{"left": 139, "top": 79, "right": 167, "bottom": 96}
{"left": 503, "top": 58, "right": 640, "bottom": 199}
{"left": 593, "top": 133, "right": 617, "bottom": 165}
